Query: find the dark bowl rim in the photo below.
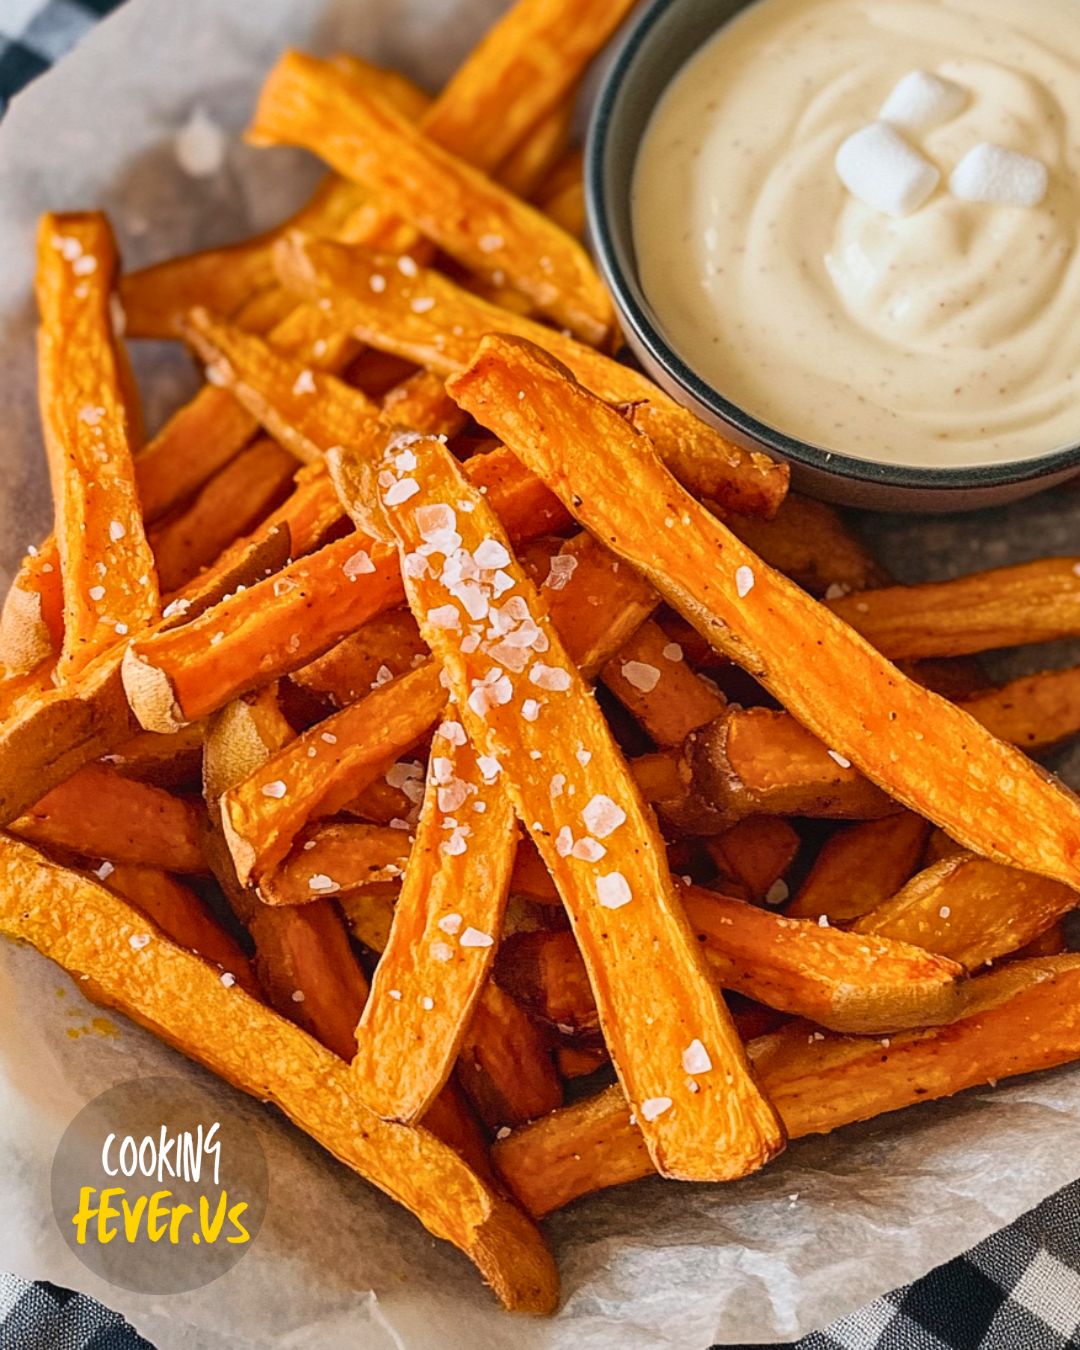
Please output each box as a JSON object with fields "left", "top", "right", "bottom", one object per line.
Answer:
{"left": 584, "top": 0, "right": 1080, "bottom": 493}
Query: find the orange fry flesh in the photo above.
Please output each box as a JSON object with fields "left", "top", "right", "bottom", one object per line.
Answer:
{"left": 708, "top": 815, "right": 800, "bottom": 904}
{"left": 274, "top": 234, "right": 789, "bottom": 519}
{"left": 13, "top": 763, "right": 205, "bottom": 873}
{"left": 368, "top": 429, "right": 784, "bottom": 1183}
{"left": 853, "top": 852, "right": 1079, "bottom": 969}
{"left": 35, "top": 214, "right": 159, "bottom": 681}
{"left": 249, "top": 53, "right": 613, "bottom": 345}
{"left": 787, "top": 814, "right": 932, "bottom": 922}
{"left": 258, "top": 822, "right": 409, "bottom": 906}
{"left": 494, "top": 956, "right": 1080, "bottom": 1218}
{"left": 0, "top": 834, "right": 558, "bottom": 1312}
{"left": 353, "top": 716, "right": 519, "bottom": 1123}
{"left": 449, "top": 337, "right": 1080, "bottom": 893}
{"left": 602, "top": 619, "right": 726, "bottom": 748}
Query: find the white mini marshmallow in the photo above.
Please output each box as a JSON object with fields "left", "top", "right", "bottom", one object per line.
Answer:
{"left": 879, "top": 70, "right": 967, "bottom": 133}
{"left": 949, "top": 143, "right": 1048, "bottom": 207}
{"left": 835, "top": 122, "right": 940, "bottom": 217}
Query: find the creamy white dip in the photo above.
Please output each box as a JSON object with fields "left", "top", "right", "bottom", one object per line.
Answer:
{"left": 632, "top": 0, "right": 1080, "bottom": 467}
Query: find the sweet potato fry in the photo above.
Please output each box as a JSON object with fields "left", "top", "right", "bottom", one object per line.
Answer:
{"left": 0, "top": 546, "right": 63, "bottom": 675}
{"left": 13, "top": 763, "right": 205, "bottom": 873}
{"left": 828, "top": 558, "right": 1080, "bottom": 659}
{"left": 0, "top": 834, "right": 558, "bottom": 1312}
{"left": 494, "top": 956, "right": 1080, "bottom": 1218}
{"left": 602, "top": 619, "right": 726, "bottom": 747}
{"left": 249, "top": 54, "right": 613, "bottom": 345}
{"left": 687, "top": 707, "right": 899, "bottom": 825}
{"left": 419, "top": 0, "right": 632, "bottom": 174}
{"left": 368, "top": 429, "right": 783, "bottom": 1183}
{"left": 222, "top": 662, "right": 444, "bottom": 886}
{"left": 498, "top": 885, "right": 965, "bottom": 1038}
{"left": 353, "top": 715, "right": 520, "bottom": 1122}
{"left": 724, "top": 494, "right": 888, "bottom": 598}
{"left": 450, "top": 337, "right": 1080, "bottom": 893}
{"left": 786, "top": 814, "right": 931, "bottom": 923}
{"left": 103, "top": 863, "right": 256, "bottom": 994}
{"left": 149, "top": 437, "right": 298, "bottom": 593}
{"left": 958, "top": 666, "right": 1080, "bottom": 754}
{"left": 707, "top": 816, "right": 801, "bottom": 905}
{"left": 36, "top": 214, "right": 159, "bottom": 681}
{"left": 259, "top": 822, "right": 408, "bottom": 906}
{"left": 853, "top": 853, "right": 1079, "bottom": 969}
{"left": 291, "top": 609, "right": 427, "bottom": 708}
{"left": 275, "top": 234, "right": 789, "bottom": 519}
{"left": 457, "top": 981, "right": 563, "bottom": 1130}
{"left": 556, "top": 1045, "right": 608, "bottom": 1078}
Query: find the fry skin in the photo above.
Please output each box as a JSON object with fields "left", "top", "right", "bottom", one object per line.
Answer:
{"left": 368, "top": 429, "right": 784, "bottom": 1183}
{"left": 0, "top": 834, "right": 558, "bottom": 1312}
{"left": 494, "top": 956, "right": 1080, "bottom": 1218}
{"left": 35, "top": 214, "right": 160, "bottom": 681}
{"left": 449, "top": 337, "right": 1080, "bottom": 893}
{"left": 249, "top": 53, "right": 613, "bottom": 345}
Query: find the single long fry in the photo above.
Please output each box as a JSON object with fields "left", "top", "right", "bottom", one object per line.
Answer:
{"left": 450, "top": 337, "right": 1080, "bottom": 892}
{"left": 853, "top": 853, "right": 1079, "bottom": 969}
{"left": 222, "top": 662, "right": 444, "bottom": 885}
{"left": 13, "top": 763, "right": 205, "bottom": 873}
{"left": 828, "top": 558, "right": 1080, "bottom": 659}
{"left": 36, "top": 214, "right": 159, "bottom": 681}
{"left": 368, "top": 429, "right": 783, "bottom": 1182}
{"left": 0, "top": 834, "right": 558, "bottom": 1312}
{"left": 250, "top": 54, "right": 612, "bottom": 345}
{"left": 497, "top": 885, "right": 965, "bottom": 1037}
{"left": 494, "top": 956, "right": 1080, "bottom": 1217}
{"left": 103, "top": 863, "right": 256, "bottom": 994}
{"left": 786, "top": 814, "right": 931, "bottom": 922}
{"left": 149, "top": 437, "right": 297, "bottom": 593}
{"left": 353, "top": 714, "right": 519, "bottom": 1122}
{"left": 276, "top": 234, "right": 788, "bottom": 519}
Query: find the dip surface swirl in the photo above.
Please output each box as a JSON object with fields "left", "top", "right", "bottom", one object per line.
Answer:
{"left": 632, "top": 0, "right": 1080, "bottom": 467}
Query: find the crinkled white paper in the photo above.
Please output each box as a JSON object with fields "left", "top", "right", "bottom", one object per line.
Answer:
{"left": 2, "top": 2, "right": 1080, "bottom": 1345}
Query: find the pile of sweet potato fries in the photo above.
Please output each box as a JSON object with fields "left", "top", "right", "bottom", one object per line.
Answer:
{"left": 5, "top": 0, "right": 1080, "bottom": 1313}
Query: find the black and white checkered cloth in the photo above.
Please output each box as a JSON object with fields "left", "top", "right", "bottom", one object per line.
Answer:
{"left": 3, "top": 2, "right": 1080, "bottom": 1347}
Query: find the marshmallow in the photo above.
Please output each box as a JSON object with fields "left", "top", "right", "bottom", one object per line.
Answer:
{"left": 835, "top": 122, "right": 940, "bottom": 217}
{"left": 949, "top": 142, "right": 1048, "bottom": 207}
{"left": 880, "top": 70, "right": 967, "bottom": 132}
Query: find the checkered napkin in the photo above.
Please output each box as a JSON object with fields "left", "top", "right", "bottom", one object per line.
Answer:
{"left": 3, "top": 2, "right": 1080, "bottom": 1348}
